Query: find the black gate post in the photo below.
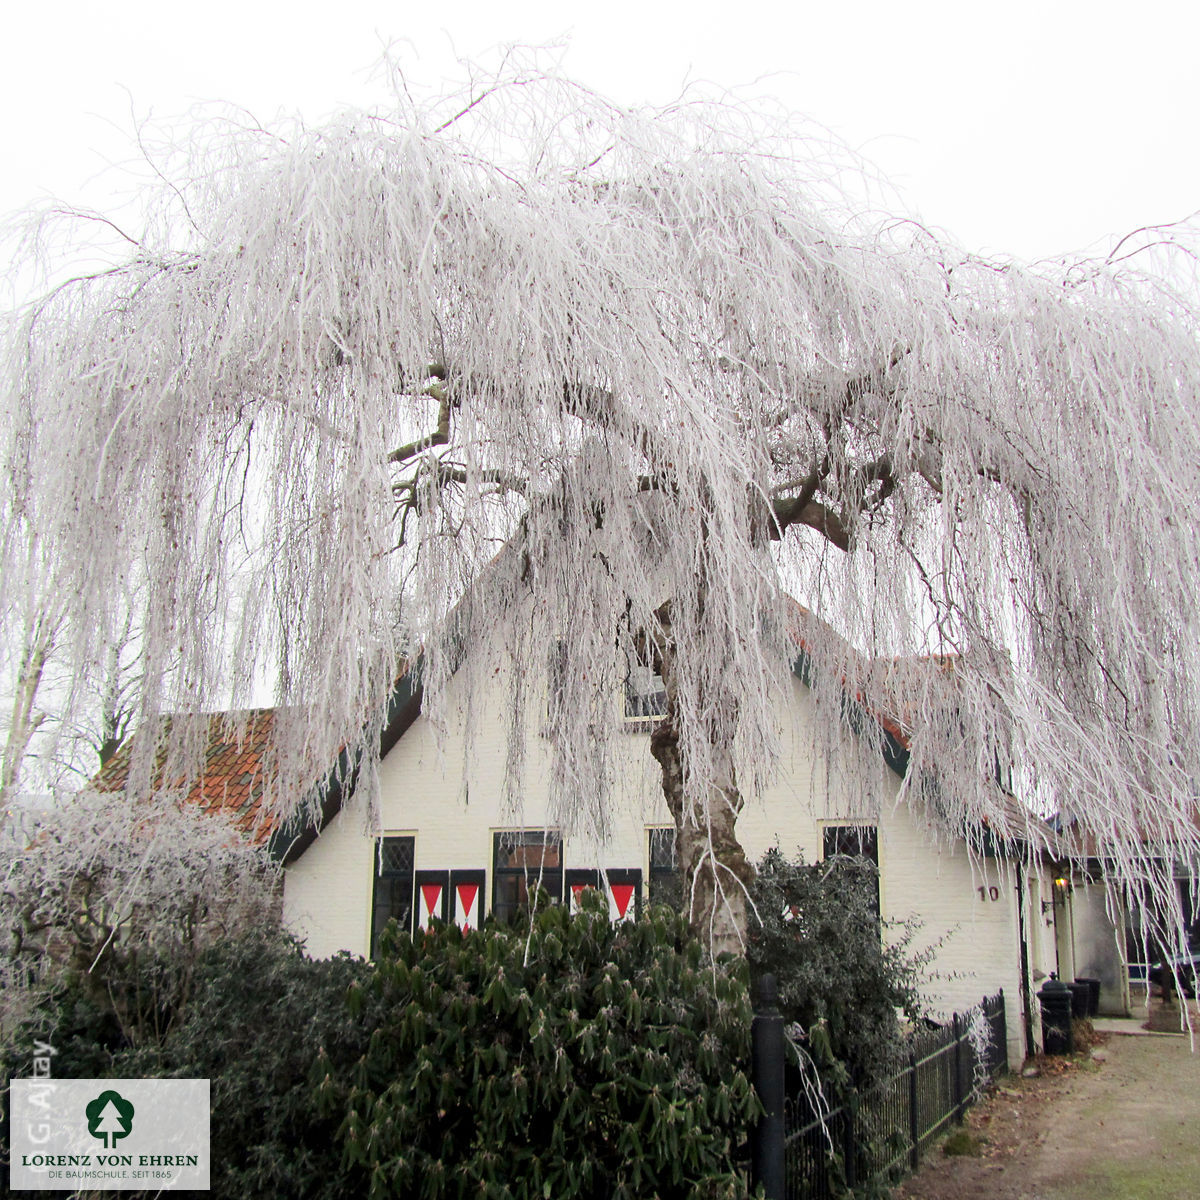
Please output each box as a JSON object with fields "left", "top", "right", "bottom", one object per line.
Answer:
{"left": 751, "top": 973, "right": 786, "bottom": 1200}
{"left": 952, "top": 1013, "right": 965, "bottom": 1122}
{"left": 907, "top": 1043, "right": 920, "bottom": 1170}
{"left": 842, "top": 1103, "right": 858, "bottom": 1189}
{"left": 997, "top": 989, "right": 1009, "bottom": 1076}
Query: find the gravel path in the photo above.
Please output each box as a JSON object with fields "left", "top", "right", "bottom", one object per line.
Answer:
{"left": 894, "top": 1014, "right": 1200, "bottom": 1199}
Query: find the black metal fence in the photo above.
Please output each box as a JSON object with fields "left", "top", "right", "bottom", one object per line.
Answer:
{"left": 752, "top": 982, "right": 1009, "bottom": 1199}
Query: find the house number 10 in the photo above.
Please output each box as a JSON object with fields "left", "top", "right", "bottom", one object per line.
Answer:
{"left": 976, "top": 886, "right": 1001, "bottom": 901}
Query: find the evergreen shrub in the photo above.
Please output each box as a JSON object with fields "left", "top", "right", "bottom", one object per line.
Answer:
{"left": 3, "top": 932, "right": 378, "bottom": 1200}
{"left": 5, "top": 899, "right": 760, "bottom": 1199}
{"left": 317, "top": 891, "right": 758, "bottom": 1200}
{"left": 747, "top": 848, "right": 932, "bottom": 1091}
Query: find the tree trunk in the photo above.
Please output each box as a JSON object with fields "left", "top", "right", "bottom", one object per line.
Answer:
{"left": 647, "top": 602, "right": 754, "bottom": 955}
{"left": 0, "top": 612, "right": 55, "bottom": 808}
{"left": 650, "top": 708, "right": 753, "bottom": 954}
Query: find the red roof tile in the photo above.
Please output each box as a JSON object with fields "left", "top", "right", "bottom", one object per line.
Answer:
{"left": 92, "top": 709, "right": 281, "bottom": 845}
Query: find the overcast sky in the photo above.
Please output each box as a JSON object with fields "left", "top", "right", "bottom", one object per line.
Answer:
{"left": 1, "top": 0, "right": 1196, "bottom": 269}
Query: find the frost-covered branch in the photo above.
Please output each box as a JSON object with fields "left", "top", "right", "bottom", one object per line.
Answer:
{"left": 3, "top": 52, "right": 1200, "bottom": 952}
{"left": 387, "top": 371, "right": 453, "bottom": 464}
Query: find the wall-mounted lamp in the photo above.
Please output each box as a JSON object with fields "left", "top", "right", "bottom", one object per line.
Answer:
{"left": 1042, "top": 876, "right": 1072, "bottom": 916}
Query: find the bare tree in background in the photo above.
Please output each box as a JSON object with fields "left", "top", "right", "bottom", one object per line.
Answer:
{"left": 3, "top": 53, "right": 1200, "bottom": 951}
{"left": 0, "top": 528, "right": 144, "bottom": 805}
{"left": 0, "top": 606, "right": 60, "bottom": 808}
{"left": 0, "top": 794, "right": 278, "bottom": 1029}
{"left": 0, "top": 512, "right": 66, "bottom": 809}
{"left": 70, "top": 597, "right": 142, "bottom": 772}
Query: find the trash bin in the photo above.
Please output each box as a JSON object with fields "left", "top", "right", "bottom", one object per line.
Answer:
{"left": 1038, "top": 976, "right": 1074, "bottom": 1055}
{"left": 1068, "top": 980, "right": 1090, "bottom": 1019}
{"left": 1074, "top": 977, "right": 1101, "bottom": 1018}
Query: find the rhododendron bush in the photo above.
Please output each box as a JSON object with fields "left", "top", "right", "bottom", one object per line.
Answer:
{"left": 3, "top": 55, "right": 1199, "bottom": 951}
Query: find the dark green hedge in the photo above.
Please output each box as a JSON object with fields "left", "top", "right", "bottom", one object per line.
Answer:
{"left": 2, "top": 935, "right": 379, "bottom": 1199}
{"left": 4, "top": 897, "right": 758, "bottom": 1199}
{"left": 320, "top": 891, "right": 758, "bottom": 1199}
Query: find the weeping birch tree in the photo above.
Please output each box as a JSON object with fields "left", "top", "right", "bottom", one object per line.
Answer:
{"left": 4, "top": 59, "right": 1200, "bottom": 953}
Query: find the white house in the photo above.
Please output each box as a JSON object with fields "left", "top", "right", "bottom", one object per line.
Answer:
{"left": 274, "top": 637, "right": 1074, "bottom": 1066}
{"left": 96, "top": 627, "right": 1073, "bottom": 1067}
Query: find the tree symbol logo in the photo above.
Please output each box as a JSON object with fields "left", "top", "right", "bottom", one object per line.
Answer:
{"left": 85, "top": 1090, "right": 135, "bottom": 1149}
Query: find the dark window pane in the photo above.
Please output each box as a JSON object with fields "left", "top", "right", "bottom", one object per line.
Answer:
{"left": 649, "top": 827, "right": 677, "bottom": 870}
{"left": 625, "top": 659, "right": 667, "bottom": 719}
{"left": 493, "top": 830, "right": 563, "bottom": 923}
{"left": 495, "top": 830, "right": 562, "bottom": 869}
{"left": 371, "top": 835, "right": 415, "bottom": 957}
{"left": 822, "top": 825, "right": 879, "bottom": 919}
{"left": 493, "top": 873, "right": 526, "bottom": 924}
{"left": 823, "top": 825, "right": 878, "bottom": 863}
{"left": 647, "top": 827, "right": 684, "bottom": 911}
{"left": 380, "top": 837, "right": 414, "bottom": 874}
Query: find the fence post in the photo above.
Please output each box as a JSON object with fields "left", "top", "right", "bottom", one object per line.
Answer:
{"left": 842, "top": 1099, "right": 858, "bottom": 1189}
{"left": 997, "top": 989, "right": 1009, "bottom": 1076}
{"left": 751, "top": 973, "right": 786, "bottom": 1200}
{"left": 952, "top": 1013, "right": 965, "bottom": 1122}
{"left": 908, "top": 1042, "right": 919, "bottom": 1170}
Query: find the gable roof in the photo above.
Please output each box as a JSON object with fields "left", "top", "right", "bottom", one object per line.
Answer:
{"left": 788, "top": 602, "right": 1055, "bottom": 853}
{"left": 95, "top": 643, "right": 916, "bottom": 865}
{"left": 266, "top": 664, "right": 423, "bottom": 863}
{"left": 787, "top": 603, "right": 912, "bottom": 778}
{"left": 91, "top": 665, "right": 424, "bottom": 865}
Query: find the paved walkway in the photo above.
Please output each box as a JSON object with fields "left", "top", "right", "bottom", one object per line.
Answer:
{"left": 1094, "top": 995, "right": 1197, "bottom": 1038}
{"left": 895, "top": 1011, "right": 1200, "bottom": 1200}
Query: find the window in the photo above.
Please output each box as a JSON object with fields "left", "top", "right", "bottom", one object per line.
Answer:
{"left": 492, "top": 830, "right": 563, "bottom": 923}
{"left": 625, "top": 657, "right": 667, "bottom": 720}
{"left": 371, "top": 835, "right": 415, "bottom": 956}
{"left": 648, "top": 826, "right": 684, "bottom": 911}
{"left": 822, "top": 824, "right": 880, "bottom": 917}
{"left": 822, "top": 825, "right": 878, "bottom": 862}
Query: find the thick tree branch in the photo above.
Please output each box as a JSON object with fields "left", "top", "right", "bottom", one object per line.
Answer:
{"left": 771, "top": 454, "right": 831, "bottom": 512}
{"left": 387, "top": 386, "right": 452, "bottom": 464}
{"left": 856, "top": 452, "right": 897, "bottom": 510}
{"left": 771, "top": 450, "right": 887, "bottom": 551}
{"left": 770, "top": 496, "right": 851, "bottom": 550}
{"left": 433, "top": 465, "right": 528, "bottom": 494}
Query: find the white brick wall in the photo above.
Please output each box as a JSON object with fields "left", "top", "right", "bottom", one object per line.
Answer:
{"left": 281, "top": 804, "right": 376, "bottom": 956}
{"left": 1072, "top": 881, "right": 1133, "bottom": 1016}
